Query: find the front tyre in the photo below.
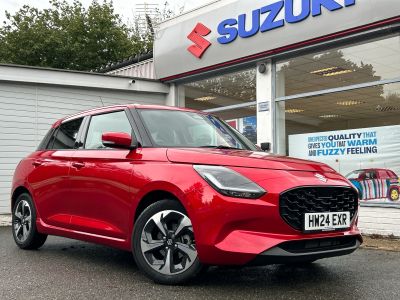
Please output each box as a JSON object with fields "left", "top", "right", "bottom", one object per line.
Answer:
{"left": 132, "top": 200, "right": 202, "bottom": 285}
{"left": 12, "top": 193, "right": 47, "bottom": 250}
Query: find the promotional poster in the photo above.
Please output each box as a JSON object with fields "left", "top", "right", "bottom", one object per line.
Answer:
{"left": 289, "top": 125, "right": 400, "bottom": 207}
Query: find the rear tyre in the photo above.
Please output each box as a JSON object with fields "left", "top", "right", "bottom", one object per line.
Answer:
{"left": 12, "top": 193, "right": 47, "bottom": 250}
{"left": 132, "top": 200, "right": 203, "bottom": 285}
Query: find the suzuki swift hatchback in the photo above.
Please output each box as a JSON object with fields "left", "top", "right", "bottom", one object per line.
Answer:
{"left": 12, "top": 105, "right": 362, "bottom": 284}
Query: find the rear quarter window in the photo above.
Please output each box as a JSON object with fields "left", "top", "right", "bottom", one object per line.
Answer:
{"left": 48, "top": 118, "right": 84, "bottom": 150}
{"left": 37, "top": 128, "right": 55, "bottom": 150}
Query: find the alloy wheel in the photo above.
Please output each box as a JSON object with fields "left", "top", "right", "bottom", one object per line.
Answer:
{"left": 140, "top": 210, "right": 197, "bottom": 275}
{"left": 13, "top": 200, "right": 32, "bottom": 243}
{"left": 391, "top": 189, "right": 399, "bottom": 201}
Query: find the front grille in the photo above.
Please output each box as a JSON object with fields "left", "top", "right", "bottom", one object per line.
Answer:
{"left": 280, "top": 187, "right": 358, "bottom": 231}
{"left": 279, "top": 236, "right": 357, "bottom": 253}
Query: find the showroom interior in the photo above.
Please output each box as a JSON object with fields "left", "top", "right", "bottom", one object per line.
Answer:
{"left": 181, "top": 34, "right": 400, "bottom": 157}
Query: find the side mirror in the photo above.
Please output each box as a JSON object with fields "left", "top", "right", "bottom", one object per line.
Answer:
{"left": 260, "top": 142, "right": 271, "bottom": 152}
{"left": 102, "top": 132, "right": 136, "bottom": 149}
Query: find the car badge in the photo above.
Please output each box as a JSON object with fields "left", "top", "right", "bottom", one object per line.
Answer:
{"left": 315, "top": 173, "right": 328, "bottom": 183}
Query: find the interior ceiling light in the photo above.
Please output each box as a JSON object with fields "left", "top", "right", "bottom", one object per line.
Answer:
{"left": 319, "top": 114, "right": 341, "bottom": 119}
{"left": 194, "top": 96, "right": 216, "bottom": 102}
{"left": 336, "top": 100, "right": 365, "bottom": 106}
{"left": 286, "top": 108, "right": 305, "bottom": 114}
{"left": 311, "top": 67, "right": 353, "bottom": 77}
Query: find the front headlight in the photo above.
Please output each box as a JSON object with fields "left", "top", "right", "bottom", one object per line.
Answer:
{"left": 193, "top": 165, "right": 266, "bottom": 199}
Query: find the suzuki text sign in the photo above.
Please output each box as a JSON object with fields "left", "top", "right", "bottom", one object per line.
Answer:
{"left": 154, "top": 0, "right": 400, "bottom": 79}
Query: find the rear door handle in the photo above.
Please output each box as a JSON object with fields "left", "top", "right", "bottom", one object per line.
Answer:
{"left": 72, "top": 162, "right": 85, "bottom": 169}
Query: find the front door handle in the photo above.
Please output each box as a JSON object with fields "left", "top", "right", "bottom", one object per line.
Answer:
{"left": 72, "top": 162, "right": 85, "bottom": 169}
{"left": 32, "top": 160, "right": 43, "bottom": 167}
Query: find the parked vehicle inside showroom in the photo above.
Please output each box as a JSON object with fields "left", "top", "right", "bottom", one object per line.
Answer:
{"left": 12, "top": 104, "right": 362, "bottom": 284}
{"left": 346, "top": 168, "right": 399, "bottom": 201}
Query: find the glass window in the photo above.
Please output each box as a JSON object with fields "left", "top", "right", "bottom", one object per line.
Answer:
{"left": 138, "top": 109, "right": 257, "bottom": 150}
{"left": 38, "top": 128, "right": 55, "bottom": 150}
{"left": 276, "top": 34, "right": 400, "bottom": 98}
{"left": 85, "top": 111, "right": 132, "bottom": 150}
{"left": 216, "top": 107, "right": 257, "bottom": 144}
{"left": 365, "top": 171, "right": 377, "bottom": 180}
{"left": 277, "top": 82, "right": 400, "bottom": 155}
{"left": 184, "top": 68, "right": 257, "bottom": 143}
{"left": 346, "top": 170, "right": 363, "bottom": 180}
{"left": 49, "top": 118, "right": 83, "bottom": 150}
{"left": 185, "top": 68, "right": 256, "bottom": 111}
{"left": 277, "top": 80, "right": 400, "bottom": 206}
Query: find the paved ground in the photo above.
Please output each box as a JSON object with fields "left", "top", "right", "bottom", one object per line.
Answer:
{"left": 1, "top": 227, "right": 399, "bottom": 300}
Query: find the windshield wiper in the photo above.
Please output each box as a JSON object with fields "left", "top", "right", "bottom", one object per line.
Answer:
{"left": 199, "top": 145, "right": 241, "bottom": 150}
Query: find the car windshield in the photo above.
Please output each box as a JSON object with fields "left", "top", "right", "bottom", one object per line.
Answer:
{"left": 137, "top": 109, "right": 258, "bottom": 151}
{"left": 346, "top": 170, "right": 363, "bottom": 180}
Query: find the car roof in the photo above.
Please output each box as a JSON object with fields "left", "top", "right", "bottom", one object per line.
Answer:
{"left": 52, "top": 104, "right": 207, "bottom": 128}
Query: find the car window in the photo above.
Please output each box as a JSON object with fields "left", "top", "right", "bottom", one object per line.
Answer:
{"left": 365, "top": 171, "right": 377, "bottom": 180}
{"left": 379, "top": 170, "right": 389, "bottom": 179}
{"left": 38, "top": 128, "right": 55, "bottom": 150}
{"left": 346, "top": 170, "right": 363, "bottom": 180}
{"left": 48, "top": 118, "right": 83, "bottom": 150}
{"left": 84, "top": 111, "right": 132, "bottom": 150}
{"left": 138, "top": 109, "right": 257, "bottom": 150}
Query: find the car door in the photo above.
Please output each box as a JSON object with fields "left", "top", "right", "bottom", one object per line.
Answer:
{"left": 27, "top": 117, "right": 84, "bottom": 228}
{"left": 68, "top": 110, "right": 136, "bottom": 239}
{"left": 363, "top": 170, "right": 378, "bottom": 200}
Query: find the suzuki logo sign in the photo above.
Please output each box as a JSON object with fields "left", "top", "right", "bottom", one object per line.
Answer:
{"left": 186, "top": 0, "right": 357, "bottom": 58}
{"left": 187, "top": 22, "right": 212, "bottom": 58}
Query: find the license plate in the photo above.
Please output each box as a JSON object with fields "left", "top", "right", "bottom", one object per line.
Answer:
{"left": 304, "top": 212, "right": 350, "bottom": 232}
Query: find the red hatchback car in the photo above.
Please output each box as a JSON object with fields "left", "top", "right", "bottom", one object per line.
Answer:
{"left": 11, "top": 105, "right": 362, "bottom": 284}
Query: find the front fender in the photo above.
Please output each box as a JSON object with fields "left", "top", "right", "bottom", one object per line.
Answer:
{"left": 128, "top": 163, "right": 205, "bottom": 240}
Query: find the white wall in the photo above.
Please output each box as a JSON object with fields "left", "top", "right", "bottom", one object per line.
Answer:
{"left": 107, "top": 59, "right": 156, "bottom": 79}
{"left": 0, "top": 80, "right": 168, "bottom": 214}
{"left": 359, "top": 206, "right": 400, "bottom": 237}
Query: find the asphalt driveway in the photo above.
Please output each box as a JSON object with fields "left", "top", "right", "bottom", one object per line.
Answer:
{"left": 0, "top": 227, "right": 399, "bottom": 300}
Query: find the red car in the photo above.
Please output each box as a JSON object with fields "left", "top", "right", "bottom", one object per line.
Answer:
{"left": 346, "top": 169, "right": 399, "bottom": 201}
{"left": 11, "top": 105, "right": 362, "bottom": 284}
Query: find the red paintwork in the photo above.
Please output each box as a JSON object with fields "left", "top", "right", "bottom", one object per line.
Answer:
{"left": 167, "top": 148, "right": 336, "bottom": 173}
{"left": 12, "top": 105, "right": 362, "bottom": 265}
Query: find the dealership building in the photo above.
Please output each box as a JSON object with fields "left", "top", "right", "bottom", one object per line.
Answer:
{"left": 1, "top": 0, "right": 400, "bottom": 236}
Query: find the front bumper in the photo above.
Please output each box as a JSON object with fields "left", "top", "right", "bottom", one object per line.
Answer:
{"left": 249, "top": 236, "right": 361, "bottom": 266}
{"left": 185, "top": 166, "right": 362, "bottom": 266}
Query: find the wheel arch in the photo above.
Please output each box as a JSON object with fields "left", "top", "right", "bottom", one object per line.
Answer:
{"left": 11, "top": 186, "right": 31, "bottom": 211}
{"left": 130, "top": 181, "right": 195, "bottom": 245}
{"left": 134, "top": 190, "right": 185, "bottom": 223}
